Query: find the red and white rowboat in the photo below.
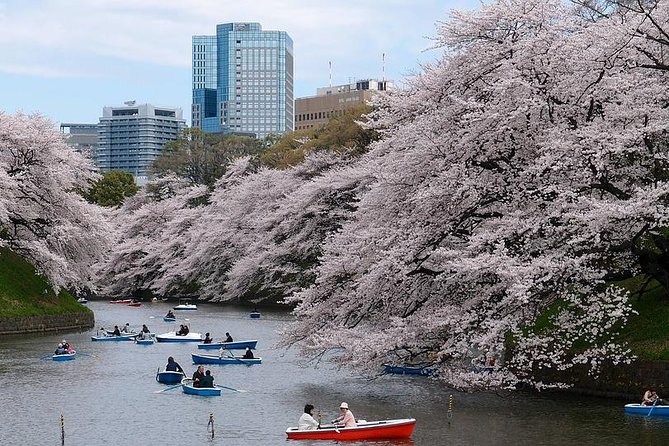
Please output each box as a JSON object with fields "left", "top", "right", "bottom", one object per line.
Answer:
{"left": 285, "top": 418, "right": 416, "bottom": 441}
{"left": 109, "top": 299, "right": 133, "bottom": 304}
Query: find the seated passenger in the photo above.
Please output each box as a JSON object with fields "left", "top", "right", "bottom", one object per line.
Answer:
{"left": 200, "top": 370, "right": 214, "bottom": 388}
{"left": 121, "top": 323, "right": 131, "bottom": 333}
{"left": 112, "top": 325, "right": 121, "bottom": 336}
{"left": 165, "top": 356, "right": 183, "bottom": 373}
{"left": 332, "top": 402, "right": 356, "bottom": 428}
{"left": 54, "top": 343, "right": 66, "bottom": 355}
{"left": 298, "top": 404, "right": 320, "bottom": 430}
{"left": 203, "top": 333, "right": 213, "bottom": 344}
{"left": 224, "top": 332, "right": 233, "bottom": 343}
{"left": 243, "top": 347, "right": 254, "bottom": 359}
{"left": 165, "top": 310, "right": 175, "bottom": 319}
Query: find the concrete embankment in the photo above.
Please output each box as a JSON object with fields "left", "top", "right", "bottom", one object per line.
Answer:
{"left": 0, "top": 312, "right": 94, "bottom": 335}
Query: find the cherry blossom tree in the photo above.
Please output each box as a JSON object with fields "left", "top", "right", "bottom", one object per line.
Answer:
{"left": 0, "top": 112, "right": 110, "bottom": 290}
{"left": 282, "top": 0, "right": 669, "bottom": 389}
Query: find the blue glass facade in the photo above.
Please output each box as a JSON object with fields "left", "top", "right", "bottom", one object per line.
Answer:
{"left": 192, "top": 23, "right": 293, "bottom": 138}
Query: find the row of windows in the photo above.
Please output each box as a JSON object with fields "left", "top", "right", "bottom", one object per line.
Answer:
{"left": 296, "top": 110, "right": 346, "bottom": 122}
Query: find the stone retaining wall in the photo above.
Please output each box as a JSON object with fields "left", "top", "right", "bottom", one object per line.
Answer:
{"left": 0, "top": 312, "right": 95, "bottom": 335}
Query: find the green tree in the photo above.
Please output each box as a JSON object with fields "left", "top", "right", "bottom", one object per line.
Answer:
{"left": 260, "top": 104, "right": 378, "bottom": 169}
{"left": 84, "top": 170, "right": 138, "bottom": 207}
{"left": 151, "top": 128, "right": 263, "bottom": 187}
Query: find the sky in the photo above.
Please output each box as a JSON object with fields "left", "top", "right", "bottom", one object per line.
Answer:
{"left": 0, "top": 0, "right": 478, "bottom": 126}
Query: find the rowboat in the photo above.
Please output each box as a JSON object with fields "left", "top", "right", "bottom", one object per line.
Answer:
{"left": 156, "top": 369, "right": 185, "bottom": 384}
{"left": 155, "top": 331, "right": 202, "bottom": 343}
{"left": 77, "top": 297, "right": 88, "bottom": 304}
{"left": 383, "top": 364, "right": 434, "bottom": 376}
{"left": 163, "top": 317, "right": 176, "bottom": 322}
{"left": 109, "top": 299, "right": 133, "bottom": 304}
{"left": 624, "top": 403, "right": 669, "bottom": 416}
{"left": 191, "top": 352, "right": 262, "bottom": 365}
{"left": 127, "top": 302, "right": 141, "bottom": 307}
{"left": 136, "top": 334, "right": 156, "bottom": 345}
{"left": 181, "top": 379, "right": 221, "bottom": 396}
{"left": 173, "top": 301, "right": 197, "bottom": 310}
{"left": 250, "top": 310, "right": 261, "bottom": 319}
{"left": 197, "top": 339, "right": 258, "bottom": 350}
{"left": 52, "top": 352, "right": 76, "bottom": 361}
{"left": 91, "top": 333, "right": 138, "bottom": 342}
{"left": 285, "top": 418, "right": 416, "bottom": 440}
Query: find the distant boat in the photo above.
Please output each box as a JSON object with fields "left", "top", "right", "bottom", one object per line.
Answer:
{"left": 181, "top": 379, "right": 221, "bottom": 396}
{"left": 155, "top": 331, "right": 202, "bottom": 343}
{"left": 197, "top": 339, "right": 258, "bottom": 350}
{"left": 127, "top": 302, "right": 141, "bottom": 307}
{"left": 77, "top": 297, "right": 88, "bottom": 304}
{"left": 624, "top": 403, "right": 669, "bottom": 417}
{"left": 109, "top": 299, "right": 133, "bottom": 304}
{"left": 191, "top": 352, "right": 262, "bottom": 365}
{"left": 156, "top": 368, "right": 185, "bottom": 384}
{"left": 163, "top": 316, "right": 176, "bottom": 322}
{"left": 286, "top": 418, "right": 416, "bottom": 440}
{"left": 250, "top": 310, "right": 261, "bottom": 319}
{"left": 173, "top": 300, "right": 197, "bottom": 310}
{"left": 91, "top": 333, "right": 138, "bottom": 342}
{"left": 383, "top": 364, "right": 434, "bottom": 376}
{"left": 52, "top": 352, "right": 76, "bottom": 361}
{"left": 135, "top": 334, "right": 156, "bottom": 345}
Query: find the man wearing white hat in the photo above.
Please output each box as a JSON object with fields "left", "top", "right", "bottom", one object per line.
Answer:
{"left": 333, "top": 402, "right": 356, "bottom": 428}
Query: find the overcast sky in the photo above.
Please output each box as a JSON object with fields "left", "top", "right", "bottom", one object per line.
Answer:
{"left": 0, "top": 0, "right": 478, "bottom": 125}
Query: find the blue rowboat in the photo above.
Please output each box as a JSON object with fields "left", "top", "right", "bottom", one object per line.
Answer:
{"left": 156, "top": 369, "right": 185, "bottom": 384}
{"left": 163, "top": 317, "right": 176, "bottom": 322}
{"left": 155, "top": 332, "right": 202, "bottom": 343}
{"left": 192, "top": 352, "right": 262, "bottom": 365}
{"left": 624, "top": 404, "right": 669, "bottom": 416}
{"left": 180, "top": 379, "right": 221, "bottom": 396}
{"left": 136, "top": 337, "right": 155, "bottom": 345}
{"left": 383, "top": 365, "right": 433, "bottom": 376}
{"left": 197, "top": 339, "right": 258, "bottom": 350}
{"left": 250, "top": 311, "right": 261, "bottom": 319}
{"left": 52, "top": 352, "right": 76, "bottom": 361}
{"left": 91, "top": 333, "right": 138, "bottom": 342}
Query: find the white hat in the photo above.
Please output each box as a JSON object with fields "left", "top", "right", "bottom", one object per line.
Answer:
{"left": 62, "top": 340, "right": 66, "bottom": 343}
{"left": 340, "top": 402, "right": 349, "bottom": 409}
{"left": 58, "top": 343, "right": 63, "bottom": 348}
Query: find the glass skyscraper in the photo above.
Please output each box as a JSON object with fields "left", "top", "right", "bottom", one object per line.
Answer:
{"left": 192, "top": 23, "right": 294, "bottom": 138}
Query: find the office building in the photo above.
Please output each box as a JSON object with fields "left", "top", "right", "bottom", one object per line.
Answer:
{"left": 295, "top": 79, "right": 392, "bottom": 131}
{"left": 59, "top": 123, "right": 98, "bottom": 159}
{"left": 192, "top": 22, "right": 293, "bottom": 138}
{"left": 96, "top": 102, "right": 186, "bottom": 185}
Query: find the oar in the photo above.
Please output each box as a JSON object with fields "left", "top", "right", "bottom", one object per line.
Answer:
{"left": 648, "top": 399, "right": 659, "bottom": 417}
{"left": 216, "top": 384, "right": 248, "bottom": 393}
{"left": 153, "top": 383, "right": 182, "bottom": 394}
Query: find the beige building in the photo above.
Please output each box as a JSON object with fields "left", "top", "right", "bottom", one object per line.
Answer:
{"left": 295, "top": 79, "right": 391, "bottom": 130}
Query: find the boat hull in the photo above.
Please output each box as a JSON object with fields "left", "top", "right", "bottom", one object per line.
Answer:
{"left": 136, "top": 338, "right": 155, "bottom": 345}
{"left": 286, "top": 418, "right": 416, "bottom": 440}
{"left": 383, "top": 365, "right": 433, "bottom": 376}
{"left": 155, "top": 332, "right": 202, "bottom": 343}
{"left": 192, "top": 353, "right": 262, "bottom": 365}
{"left": 197, "top": 340, "right": 258, "bottom": 350}
{"left": 52, "top": 352, "right": 76, "bottom": 361}
{"left": 250, "top": 311, "right": 261, "bottom": 319}
{"left": 91, "top": 334, "right": 138, "bottom": 341}
{"left": 182, "top": 384, "right": 221, "bottom": 396}
{"left": 109, "top": 299, "right": 133, "bottom": 304}
{"left": 173, "top": 304, "right": 197, "bottom": 310}
{"left": 163, "top": 317, "right": 176, "bottom": 322}
{"left": 156, "top": 370, "right": 185, "bottom": 384}
{"left": 624, "top": 404, "right": 669, "bottom": 416}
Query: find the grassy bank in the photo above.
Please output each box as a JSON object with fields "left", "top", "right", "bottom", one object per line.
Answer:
{"left": 0, "top": 247, "right": 90, "bottom": 318}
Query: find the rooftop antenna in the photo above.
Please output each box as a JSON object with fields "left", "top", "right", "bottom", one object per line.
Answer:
{"left": 329, "top": 61, "right": 332, "bottom": 88}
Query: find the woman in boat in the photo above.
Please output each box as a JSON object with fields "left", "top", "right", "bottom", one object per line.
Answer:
{"left": 200, "top": 370, "right": 214, "bottom": 388}
{"left": 298, "top": 404, "right": 320, "bottom": 430}
{"left": 141, "top": 324, "right": 150, "bottom": 333}
{"left": 243, "top": 347, "right": 254, "bottom": 359}
{"left": 54, "top": 343, "right": 66, "bottom": 355}
{"left": 333, "top": 402, "right": 356, "bottom": 428}
{"left": 112, "top": 325, "right": 121, "bottom": 336}
{"left": 176, "top": 324, "right": 187, "bottom": 336}
{"left": 165, "top": 356, "right": 183, "bottom": 373}
{"left": 165, "top": 310, "right": 175, "bottom": 319}
{"left": 62, "top": 340, "right": 74, "bottom": 354}
{"left": 97, "top": 327, "right": 107, "bottom": 337}
{"left": 224, "top": 332, "right": 233, "bottom": 343}
{"left": 203, "top": 333, "right": 213, "bottom": 344}
{"left": 192, "top": 365, "right": 205, "bottom": 388}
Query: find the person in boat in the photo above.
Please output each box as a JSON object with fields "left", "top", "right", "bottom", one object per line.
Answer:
{"left": 243, "top": 347, "right": 254, "bottom": 359}
{"left": 203, "top": 332, "right": 213, "bottom": 344}
{"left": 97, "top": 327, "right": 107, "bottom": 337}
{"left": 224, "top": 332, "right": 233, "bottom": 343}
{"left": 332, "top": 402, "right": 356, "bottom": 428}
{"left": 298, "top": 404, "right": 320, "bottom": 430}
{"left": 112, "top": 325, "right": 121, "bottom": 336}
{"left": 165, "top": 310, "right": 175, "bottom": 319}
{"left": 121, "top": 323, "right": 131, "bottom": 334}
{"left": 200, "top": 370, "right": 214, "bottom": 388}
{"left": 192, "top": 365, "right": 205, "bottom": 388}
{"left": 141, "top": 324, "right": 150, "bottom": 333}
{"left": 54, "top": 343, "right": 67, "bottom": 355}
{"left": 165, "top": 356, "right": 183, "bottom": 373}
{"left": 176, "top": 324, "right": 186, "bottom": 336}
{"left": 642, "top": 389, "right": 665, "bottom": 405}
{"left": 62, "top": 340, "right": 74, "bottom": 354}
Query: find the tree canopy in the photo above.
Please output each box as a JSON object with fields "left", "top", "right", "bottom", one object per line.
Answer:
{"left": 84, "top": 170, "right": 138, "bottom": 207}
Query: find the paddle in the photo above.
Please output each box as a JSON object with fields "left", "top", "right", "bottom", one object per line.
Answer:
{"left": 648, "top": 398, "right": 659, "bottom": 417}
{"left": 153, "top": 383, "right": 182, "bottom": 394}
{"left": 216, "top": 384, "right": 248, "bottom": 393}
